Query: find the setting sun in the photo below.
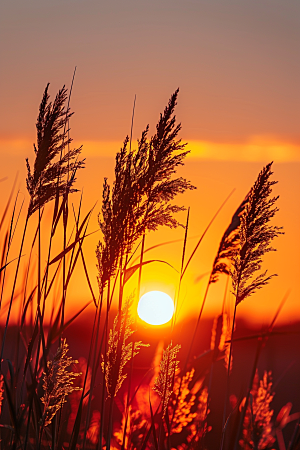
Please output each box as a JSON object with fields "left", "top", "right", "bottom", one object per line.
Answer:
{"left": 137, "top": 291, "right": 175, "bottom": 325}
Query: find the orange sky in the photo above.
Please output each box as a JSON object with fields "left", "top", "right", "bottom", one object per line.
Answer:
{"left": 0, "top": 0, "right": 299, "bottom": 325}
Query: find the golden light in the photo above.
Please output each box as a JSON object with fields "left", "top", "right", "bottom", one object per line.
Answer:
{"left": 137, "top": 291, "right": 175, "bottom": 325}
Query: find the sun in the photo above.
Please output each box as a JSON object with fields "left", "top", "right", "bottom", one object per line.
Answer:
{"left": 137, "top": 291, "right": 175, "bottom": 325}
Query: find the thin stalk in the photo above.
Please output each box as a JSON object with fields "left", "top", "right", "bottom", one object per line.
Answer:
{"left": 58, "top": 66, "right": 76, "bottom": 335}
{"left": 0, "top": 213, "right": 29, "bottom": 366}
{"left": 205, "top": 281, "right": 230, "bottom": 449}
{"left": 220, "top": 298, "right": 238, "bottom": 450}
{"left": 122, "top": 233, "right": 146, "bottom": 450}
{"left": 0, "top": 191, "right": 20, "bottom": 312}
{"left": 98, "top": 284, "right": 111, "bottom": 450}
{"left": 181, "top": 189, "right": 234, "bottom": 280}
{"left": 169, "top": 209, "right": 190, "bottom": 432}
{"left": 83, "top": 286, "right": 105, "bottom": 450}
{"left": 23, "top": 310, "right": 40, "bottom": 450}
{"left": 26, "top": 201, "right": 46, "bottom": 447}
{"left": 137, "top": 233, "right": 145, "bottom": 299}
{"left": 69, "top": 294, "right": 101, "bottom": 450}
{"left": 98, "top": 300, "right": 108, "bottom": 450}
{"left": 157, "top": 349, "right": 172, "bottom": 450}
{"left": 183, "top": 271, "right": 211, "bottom": 373}
{"left": 172, "top": 207, "right": 189, "bottom": 330}
{"left": 60, "top": 199, "right": 68, "bottom": 334}
{"left": 107, "top": 264, "right": 130, "bottom": 449}
{"left": 118, "top": 253, "right": 124, "bottom": 311}
{"left": 0, "top": 173, "right": 18, "bottom": 233}
{"left": 177, "top": 190, "right": 235, "bottom": 374}
{"left": 38, "top": 206, "right": 41, "bottom": 309}
{"left": 106, "top": 400, "right": 114, "bottom": 450}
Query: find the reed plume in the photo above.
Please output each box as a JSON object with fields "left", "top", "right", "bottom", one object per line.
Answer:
{"left": 96, "top": 89, "right": 195, "bottom": 292}
{"left": 210, "top": 196, "right": 248, "bottom": 284}
{"left": 170, "top": 368, "right": 197, "bottom": 434}
{"left": 191, "top": 386, "right": 211, "bottom": 442}
{"left": 102, "top": 296, "right": 149, "bottom": 398}
{"left": 231, "top": 162, "right": 283, "bottom": 305}
{"left": 239, "top": 370, "right": 275, "bottom": 450}
{"left": 221, "top": 163, "right": 282, "bottom": 446}
{"left": 26, "top": 84, "right": 84, "bottom": 217}
{"left": 153, "top": 341, "right": 181, "bottom": 418}
{"left": 175, "top": 386, "right": 210, "bottom": 450}
{"left": 40, "top": 338, "right": 81, "bottom": 427}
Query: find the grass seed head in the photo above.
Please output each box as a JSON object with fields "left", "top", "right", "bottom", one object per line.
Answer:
{"left": 40, "top": 338, "right": 82, "bottom": 427}
{"left": 26, "top": 84, "right": 84, "bottom": 217}
{"left": 102, "top": 295, "right": 149, "bottom": 398}
{"left": 240, "top": 370, "right": 275, "bottom": 450}
{"left": 170, "top": 368, "right": 197, "bottom": 434}
{"left": 210, "top": 196, "right": 248, "bottom": 284}
{"left": 96, "top": 90, "right": 195, "bottom": 292}
{"left": 153, "top": 341, "right": 181, "bottom": 418}
{"left": 231, "top": 162, "right": 283, "bottom": 305}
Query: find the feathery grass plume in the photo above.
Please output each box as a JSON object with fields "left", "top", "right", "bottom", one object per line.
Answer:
{"left": 102, "top": 296, "right": 149, "bottom": 398}
{"left": 153, "top": 341, "right": 181, "bottom": 418}
{"left": 175, "top": 386, "right": 210, "bottom": 450}
{"left": 169, "top": 368, "right": 197, "bottom": 434}
{"left": 196, "top": 386, "right": 210, "bottom": 425}
{"left": 231, "top": 162, "right": 283, "bottom": 305}
{"left": 40, "top": 338, "right": 81, "bottom": 427}
{"left": 221, "top": 163, "right": 282, "bottom": 444}
{"left": 239, "top": 370, "right": 275, "bottom": 450}
{"left": 96, "top": 89, "right": 195, "bottom": 292}
{"left": 189, "top": 387, "right": 211, "bottom": 444}
{"left": 67, "top": 357, "right": 92, "bottom": 435}
{"left": 26, "top": 84, "right": 84, "bottom": 217}
{"left": 210, "top": 196, "right": 248, "bottom": 284}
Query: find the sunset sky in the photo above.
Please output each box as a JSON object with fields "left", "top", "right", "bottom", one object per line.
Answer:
{"left": 0, "top": 0, "right": 299, "bottom": 324}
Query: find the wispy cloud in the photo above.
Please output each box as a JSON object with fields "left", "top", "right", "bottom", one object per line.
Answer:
{"left": 186, "top": 137, "right": 300, "bottom": 162}
{"left": 1, "top": 136, "right": 299, "bottom": 162}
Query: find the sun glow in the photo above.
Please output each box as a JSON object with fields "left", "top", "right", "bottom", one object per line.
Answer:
{"left": 137, "top": 291, "right": 175, "bottom": 326}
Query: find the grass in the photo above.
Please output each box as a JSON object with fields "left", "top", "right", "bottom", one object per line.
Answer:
{"left": 0, "top": 83, "right": 299, "bottom": 450}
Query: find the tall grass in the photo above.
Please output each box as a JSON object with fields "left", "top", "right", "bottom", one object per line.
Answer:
{"left": 0, "top": 83, "right": 298, "bottom": 450}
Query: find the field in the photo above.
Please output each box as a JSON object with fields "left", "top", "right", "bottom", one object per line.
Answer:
{"left": 0, "top": 85, "right": 299, "bottom": 450}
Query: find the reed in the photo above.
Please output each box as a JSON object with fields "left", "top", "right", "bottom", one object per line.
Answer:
{"left": 0, "top": 83, "right": 298, "bottom": 450}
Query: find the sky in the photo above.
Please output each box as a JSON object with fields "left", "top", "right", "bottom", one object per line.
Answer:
{"left": 0, "top": 0, "right": 299, "bottom": 324}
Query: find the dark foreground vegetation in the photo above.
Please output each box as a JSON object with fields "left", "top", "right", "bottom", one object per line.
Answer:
{"left": 0, "top": 82, "right": 299, "bottom": 450}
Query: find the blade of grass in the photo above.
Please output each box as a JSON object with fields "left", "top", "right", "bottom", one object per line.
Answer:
{"left": 0, "top": 203, "right": 28, "bottom": 367}
{"left": 123, "top": 259, "right": 178, "bottom": 284}
{"left": 0, "top": 173, "right": 18, "bottom": 233}
{"left": 181, "top": 189, "right": 235, "bottom": 281}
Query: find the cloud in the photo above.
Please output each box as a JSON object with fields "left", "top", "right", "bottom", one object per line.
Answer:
{"left": 185, "top": 136, "right": 300, "bottom": 162}
{"left": 1, "top": 136, "right": 299, "bottom": 162}
{"left": 70, "top": 137, "right": 300, "bottom": 162}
